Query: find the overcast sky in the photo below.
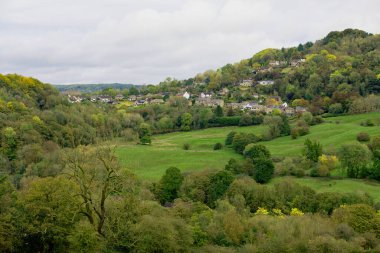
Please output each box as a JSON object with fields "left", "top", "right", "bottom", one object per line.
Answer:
{"left": 0, "top": 0, "right": 379, "bottom": 85}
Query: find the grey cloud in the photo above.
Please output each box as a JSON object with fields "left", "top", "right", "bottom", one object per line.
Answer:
{"left": 0, "top": 0, "right": 379, "bottom": 84}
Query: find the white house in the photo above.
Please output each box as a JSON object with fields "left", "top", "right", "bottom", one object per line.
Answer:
{"left": 258, "top": 80, "right": 275, "bottom": 86}
{"left": 281, "top": 102, "right": 288, "bottom": 108}
{"left": 183, "top": 92, "right": 190, "bottom": 100}
{"left": 200, "top": 92, "right": 212, "bottom": 98}
{"left": 239, "top": 79, "right": 253, "bottom": 87}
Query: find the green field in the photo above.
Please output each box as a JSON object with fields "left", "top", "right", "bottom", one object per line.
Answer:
{"left": 116, "top": 112, "right": 380, "bottom": 180}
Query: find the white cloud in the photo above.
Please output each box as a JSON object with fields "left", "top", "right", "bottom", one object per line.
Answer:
{"left": 0, "top": 0, "right": 379, "bottom": 84}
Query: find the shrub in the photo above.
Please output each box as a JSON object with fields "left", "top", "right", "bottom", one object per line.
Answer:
{"left": 213, "top": 116, "right": 241, "bottom": 126}
{"left": 239, "top": 114, "right": 253, "bottom": 126}
{"left": 339, "top": 143, "right": 372, "bottom": 178}
{"left": 303, "top": 139, "right": 322, "bottom": 162}
{"left": 232, "top": 133, "right": 260, "bottom": 154}
{"left": 368, "top": 136, "right": 380, "bottom": 152}
{"left": 318, "top": 154, "right": 339, "bottom": 173}
{"left": 138, "top": 123, "right": 152, "bottom": 145}
{"left": 301, "top": 112, "right": 313, "bottom": 125}
{"left": 328, "top": 103, "right": 343, "bottom": 114}
{"left": 183, "top": 143, "right": 190, "bottom": 150}
{"left": 252, "top": 158, "right": 274, "bottom": 184}
{"left": 244, "top": 144, "right": 271, "bottom": 161}
{"left": 313, "top": 116, "right": 324, "bottom": 124}
{"left": 225, "top": 158, "right": 241, "bottom": 174}
{"left": 213, "top": 143, "right": 223, "bottom": 150}
{"left": 332, "top": 204, "right": 380, "bottom": 236}
{"left": 225, "top": 131, "right": 236, "bottom": 146}
{"left": 294, "top": 168, "right": 305, "bottom": 178}
{"left": 361, "top": 119, "right": 375, "bottom": 127}
{"left": 291, "top": 128, "right": 299, "bottom": 139}
{"left": 293, "top": 120, "right": 310, "bottom": 136}
{"left": 317, "top": 165, "right": 330, "bottom": 177}
{"left": 357, "top": 132, "right": 370, "bottom": 142}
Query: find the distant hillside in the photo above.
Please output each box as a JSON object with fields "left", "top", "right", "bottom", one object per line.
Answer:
{"left": 53, "top": 83, "right": 139, "bottom": 93}
{"left": 157, "top": 28, "right": 380, "bottom": 103}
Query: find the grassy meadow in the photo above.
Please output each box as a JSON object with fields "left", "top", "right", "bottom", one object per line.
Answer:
{"left": 116, "top": 112, "right": 380, "bottom": 181}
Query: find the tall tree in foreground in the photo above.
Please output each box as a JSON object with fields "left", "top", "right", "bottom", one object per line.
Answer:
{"left": 65, "top": 146, "right": 128, "bottom": 237}
{"left": 17, "top": 176, "right": 81, "bottom": 252}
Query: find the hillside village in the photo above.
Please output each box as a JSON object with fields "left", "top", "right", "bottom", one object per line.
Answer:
{"left": 64, "top": 57, "right": 309, "bottom": 116}
{"left": 65, "top": 88, "right": 306, "bottom": 116}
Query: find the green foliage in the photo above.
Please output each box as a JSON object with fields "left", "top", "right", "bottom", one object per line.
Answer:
{"left": 252, "top": 158, "right": 274, "bottom": 183}
{"left": 303, "top": 139, "right": 322, "bottom": 162}
{"left": 183, "top": 142, "right": 190, "bottom": 150}
{"left": 361, "top": 119, "right": 375, "bottom": 126}
{"left": 301, "top": 112, "right": 314, "bottom": 125}
{"left": 239, "top": 114, "right": 252, "bottom": 126}
{"left": 371, "top": 151, "right": 380, "bottom": 180}
{"left": 214, "top": 105, "right": 224, "bottom": 117}
{"left": 17, "top": 176, "right": 81, "bottom": 252}
{"left": 243, "top": 144, "right": 271, "bottom": 161}
{"left": 332, "top": 204, "right": 380, "bottom": 236}
{"left": 225, "top": 158, "right": 241, "bottom": 174}
{"left": 339, "top": 143, "right": 372, "bottom": 178}
{"left": 329, "top": 103, "right": 344, "bottom": 114}
{"left": 357, "top": 132, "right": 370, "bottom": 142}
{"left": 263, "top": 115, "right": 283, "bottom": 140}
{"left": 157, "top": 167, "right": 184, "bottom": 204}
{"left": 132, "top": 215, "right": 193, "bottom": 252}
{"left": 65, "top": 147, "right": 130, "bottom": 237}
{"left": 181, "top": 112, "right": 192, "bottom": 131}
{"left": 207, "top": 171, "right": 234, "bottom": 208}
{"left": 213, "top": 142, "right": 223, "bottom": 150}
{"left": 280, "top": 114, "right": 290, "bottom": 136}
{"left": 232, "top": 132, "right": 260, "bottom": 154}
{"left": 369, "top": 136, "right": 380, "bottom": 152}
{"left": 1, "top": 127, "right": 17, "bottom": 161}
{"left": 213, "top": 116, "right": 241, "bottom": 126}
{"left": 138, "top": 123, "right": 152, "bottom": 145}
{"left": 225, "top": 131, "right": 236, "bottom": 146}
{"left": 67, "top": 221, "right": 104, "bottom": 253}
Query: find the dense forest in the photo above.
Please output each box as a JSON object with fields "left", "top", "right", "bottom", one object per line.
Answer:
{"left": 1, "top": 29, "right": 380, "bottom": 252}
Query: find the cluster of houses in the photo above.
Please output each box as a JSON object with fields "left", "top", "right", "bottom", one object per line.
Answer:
{"left": 255, "top": 58, "right": 306, "bottom": 74}
{"left": 239, "top": 79, "right": 275, "bottom": 88}
{"left": 65, "top": 85, "right": 308, "bottom": 116}
{"left": 66, "top": 94, "right": 124, "bottom": 104}
{"left": 226, "top": 101, "right": 307, "bottom": 116}
{"left": 238, "top": 58, "right": 306, "bottom": 88}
